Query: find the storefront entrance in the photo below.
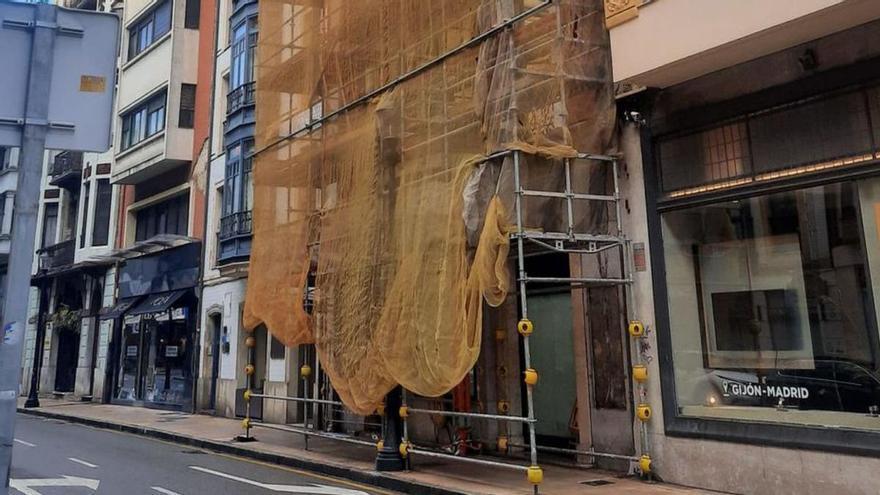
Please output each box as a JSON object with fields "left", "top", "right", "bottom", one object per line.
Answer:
{"left": 115, "top": 303, "right": 192, "bottom": 408}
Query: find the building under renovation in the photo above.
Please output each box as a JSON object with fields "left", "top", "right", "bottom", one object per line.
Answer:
{"left": 236, "top": 0, "right": 647, "bottom": 486}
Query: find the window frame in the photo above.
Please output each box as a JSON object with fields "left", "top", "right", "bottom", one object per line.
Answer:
{"left": 120, "top": 90, "right": 167, "bottom": 152}
{"left": 92, "top": 178, "right": 112, "bottom": 247}
{"left": 222, "top": 138, "right": 254, "bottom": 218}
{"left": 127, "top": 0, "right": 172, "bottom": 61}
{"left": 645, "top": 72, "right": 880, "bottom": 457}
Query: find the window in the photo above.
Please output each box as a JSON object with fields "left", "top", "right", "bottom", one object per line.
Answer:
{"left": 229, "top": 17, "right": 258, "bottom": 91}
{"left": 658, "top": 86, "right": 880, "bottom": 198}
{"left": 127, "top": 0, "right": 171, "bottom": 60}
{"left": 269, "top": 336, "right": 284, "bottom": 360}
{"left": 184, "top": 0, "right": 200, "bottom": 29}
{"left": 121, "top": 90, "right": 166, "bottom": 151}
{"left": 229, "top": 23, "right": 247, "bottom": 90}
{"left": 41, "top": 203, "right": 58, "bottom": 248}
{"left": 223, "top": 139, "right": 254, "bottom": 217}
{"left": 662, "top": 177, "right": 880, "bottom": 431}
{"left": 0, "top": 148, "right": 7, "bottom": 170}
{"left": 92, "top": 179, "right": 112, "bottom": 246}
{"left": 135, "top": 193, "right": 189, "bottom": 242}
{"left": 179, "top": 83, "right": 196, "bottom": 129}
{"left": 80, "top": 182, "right": 90, "bottom": 248}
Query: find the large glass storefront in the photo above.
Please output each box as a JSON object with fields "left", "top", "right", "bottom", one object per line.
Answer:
{"left": 656, "top": 84, "right": 880, "bottom": 432}
{"left": 105, "top": 243, "right": 200, "bottom": 410}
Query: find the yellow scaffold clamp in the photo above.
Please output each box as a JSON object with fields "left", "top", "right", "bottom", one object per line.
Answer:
{"left": 497, "top": 400, "right": 510, "bottom": 414}
{"left": 517, "top": 319, "right": 534, "bottom": 336}
{"left": 300, "top": 364, "right": 312, "bottom": 378}
{"left": 376, "top": 440, "right": 384, "bottom": 451}
{"left": 399, "top": 441, "right": 411, "bottom": 458}
{"left": 636, "top": 404, "right": 652, "bottom": 422}
{"left": 523, "top": 368, "right": 539, "bottom": 386}
{"left": 527, "top": 465, "right": 543, "bottom": 485}
{"left": 398, "top": 406, "right": 409, "bottom": 418}
{"left": 241, "top": 417, "right": 251, "bottom": 430}
{"left": 244, "top": 364, "right": 255, "bottom": 376}
{"left": 639, "top": 454, "right": 653, "bottom": 475}
{"left": 243, "top": 389, "right": 252, "bottom": 401}
{"left": 497, "top": 435, "right": 509, "bottom": 452}
{"left": 628, "top": 320, "right": 645, "bottom": 337}
{"left": 632, "top": 365, "right": 648, "bottom": 383}
{"left": 245, "top": 336, "right": 256, "bottom": 348}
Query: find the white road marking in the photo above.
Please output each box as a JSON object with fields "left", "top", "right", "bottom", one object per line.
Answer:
{"left": 67, "top": 457, "right": 98, "bottom": 468}
{"left": 189, "top": 465, "right": 371, "bottom": 494}
{"left": 151, "top": 487, "right": 184, "bottom": 495}
{"left": 10, "top": 475, "right": 99, "bottom": 495}
{"left": 13, "top": 439, "right": 36, "bottom": 447}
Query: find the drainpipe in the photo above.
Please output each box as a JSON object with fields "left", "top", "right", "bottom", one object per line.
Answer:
{"left": 191, "top": 0, "right": 223, "bottom": 414}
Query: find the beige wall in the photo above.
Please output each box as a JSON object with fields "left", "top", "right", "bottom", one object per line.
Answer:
{"left": 609, "top": 0, "right": 880, "bottom": 87}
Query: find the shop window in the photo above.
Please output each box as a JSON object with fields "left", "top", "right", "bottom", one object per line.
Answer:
{"left": 127, "top": 0, "right": 171, "bottom": 60}
{"left": 269, "top": 336, "right": 284, "bottom": 360}
{"left": 92, "top": 179, "right": 112, "bottom": 246}
{"left": 658, "top": 86, "right": 880, "bottom": 198}
{"left": 662, "top": 178, "right": 880, "bottom": 429}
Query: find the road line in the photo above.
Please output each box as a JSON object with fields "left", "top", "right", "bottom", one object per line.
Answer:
{"left": 189, "top": 466, "right": 371, "bottom": 494}
{"left": 13, "top": 439, "right": 36, "bottom": 447}
{"left": 68, "top": 457, "right": 98, "bottom": 468}
{"left": 151, "top": 487, "right": 184, "bottom": 495}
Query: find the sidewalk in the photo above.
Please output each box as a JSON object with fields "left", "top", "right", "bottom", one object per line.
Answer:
{"left": 17, "top": 398, "right": 718, "bottom": 495}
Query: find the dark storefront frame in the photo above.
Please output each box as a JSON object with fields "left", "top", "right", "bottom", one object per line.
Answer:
{"left": 104, "top": 242, "right": 201, "bottom": 411}
{"left": 640, "top": 56, "right": 880, "bottom": 457}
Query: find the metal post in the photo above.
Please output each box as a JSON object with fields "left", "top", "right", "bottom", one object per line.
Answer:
{"left": 513, "top": 151, "right": 540, "bottom": 494}
{"left": 23, "top": 283, "right": 49, "bottom": 408}
{"left": 375, "top": 386, "right": 405, "bottom": 471}
{"left": 0, "top": 3, "right": 57, "bottom": 487}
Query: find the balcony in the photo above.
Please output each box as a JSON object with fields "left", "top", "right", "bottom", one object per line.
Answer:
{"left": 49, "top": 151, "right": 83, "bottom": 190}
{"left": 227, "top": 81, "right": 256, "bottom": 115}
{"left": 217, "top": 210, "right": 253, "bottom": 264}
{"left": 37, "top": 240, "right": 75, "bottom": 271}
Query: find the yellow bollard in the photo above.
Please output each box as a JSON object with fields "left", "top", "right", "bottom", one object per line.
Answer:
{"left": 527, "top": 465, "right": 543, "bottom": 485}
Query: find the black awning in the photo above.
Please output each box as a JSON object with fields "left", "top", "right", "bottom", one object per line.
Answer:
{"left": 99, "top": 297, "right": 141, "bottom": 320}
{"left": 127, "top": 290, "right": 188, "bottom": 317}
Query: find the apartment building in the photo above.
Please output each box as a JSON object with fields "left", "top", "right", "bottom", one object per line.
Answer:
{"left": 196, "top": 0, "right": 294, "bottom": 422}
{"left": 92, "top": 0, "right": 206, "bottom": 412}
{"left": 19, "top": 0, "right": 123, "bottom": 405}
{"left": 0, "top": 147, "right": 19, "bottom": 321}
{"left": 609, "top": 0, "right": 880, "bottom": 493}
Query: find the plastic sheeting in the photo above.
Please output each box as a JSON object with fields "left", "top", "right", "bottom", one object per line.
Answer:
{"left": 244, "top": 0, "right": 615, "bottom": 414}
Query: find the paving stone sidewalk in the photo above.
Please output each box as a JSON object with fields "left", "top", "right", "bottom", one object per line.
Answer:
{"left": 17, "top": 398, "right": 722, "bottom": 495}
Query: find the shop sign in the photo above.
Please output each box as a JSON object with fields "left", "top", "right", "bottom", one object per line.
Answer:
{"left": 165, "top": 346, "right": 179, "bottom": 358}
{"left": 722, "top": 379, "right": 810, "bottom": 400}
{"left": 126, "top": 345, "right": 138, "bottom": 357}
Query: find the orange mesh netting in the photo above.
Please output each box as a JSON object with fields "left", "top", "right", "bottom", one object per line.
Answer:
{"left": 244, "top": 0, "right": 615, "bottom": 414}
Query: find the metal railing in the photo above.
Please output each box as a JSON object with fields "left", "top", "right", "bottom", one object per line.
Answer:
{"left": 227, "top": 81, "right": 256, "bottom": 115}
{"left": 37, "top": 239, "right": 75, "bottom": 271}
{"left": 218, "top": 210, "right": 253, "bottom": 240}
{"left": 49, "top": 151, "right": 83, "bottom": 181}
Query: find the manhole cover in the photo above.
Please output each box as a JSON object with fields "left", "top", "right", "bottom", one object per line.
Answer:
{"left": 580, "top": 479, "right": 614, "bottom": 486}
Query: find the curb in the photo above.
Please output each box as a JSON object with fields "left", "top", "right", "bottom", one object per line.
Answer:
{"left": 18, "top": 407, "right": 465, "bottom": 495}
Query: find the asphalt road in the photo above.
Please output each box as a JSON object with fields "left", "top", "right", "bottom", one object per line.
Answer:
{"left": 7, "top": 413, "right": 395, "bottom": 495}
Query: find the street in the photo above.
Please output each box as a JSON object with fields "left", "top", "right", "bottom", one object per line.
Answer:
{"left": 8, "top": 414, "right": 393, "bottom": 495}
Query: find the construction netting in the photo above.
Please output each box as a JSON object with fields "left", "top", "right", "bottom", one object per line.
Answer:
{"left": 243, "top": 0, "right": 616, "bottom": 414}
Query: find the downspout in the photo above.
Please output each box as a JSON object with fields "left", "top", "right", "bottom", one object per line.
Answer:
{"left": 192, "top": 0, "right": 223, "bottom": 413}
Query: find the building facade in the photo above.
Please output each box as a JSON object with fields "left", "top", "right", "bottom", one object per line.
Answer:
{"left": 610, "top": 0, "right": 880, "bottom": 493}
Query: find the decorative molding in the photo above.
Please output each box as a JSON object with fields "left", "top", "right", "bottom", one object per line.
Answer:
{"left": 605, "top": 0, "right": 640, "bottom": 28}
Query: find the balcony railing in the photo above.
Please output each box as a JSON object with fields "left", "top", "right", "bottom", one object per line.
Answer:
{"left": 219, "top": 210, "right": 253, "bottom": 241}
{"left": 37, "top": 239, "right": 75, "bottom": 271}
{"left": 49, "top": 151, "right": 83, "bottom": 190}
{"left": 227, "top": 81, "right": 256, "bottom": 115}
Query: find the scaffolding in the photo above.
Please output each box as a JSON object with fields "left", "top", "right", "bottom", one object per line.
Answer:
{"left": 241, "top": 0, "right": 653, "bottom": 489}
